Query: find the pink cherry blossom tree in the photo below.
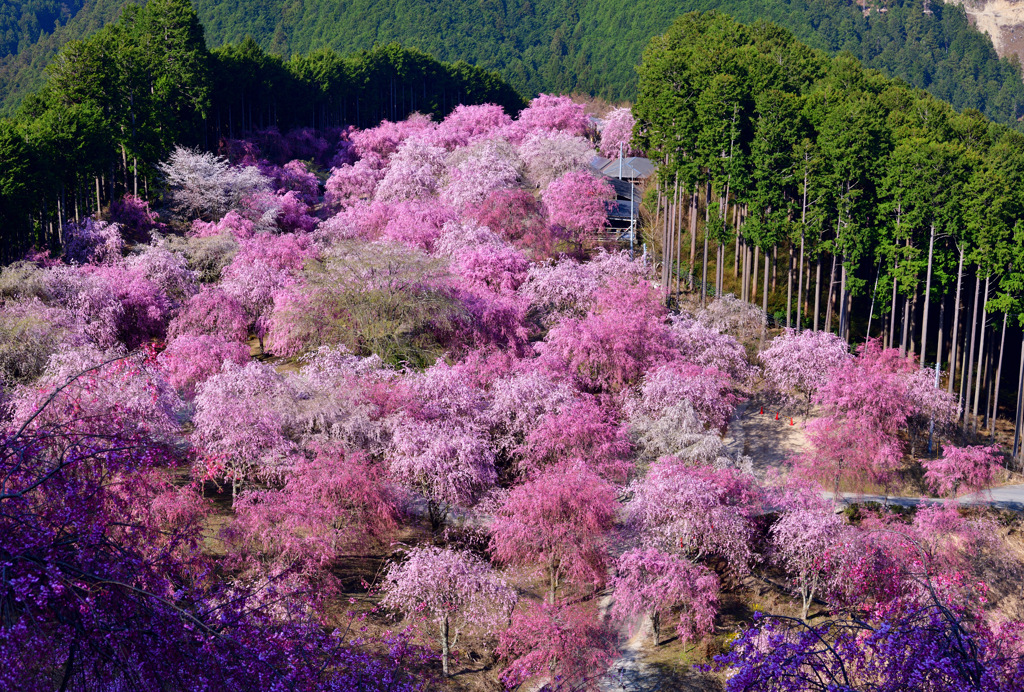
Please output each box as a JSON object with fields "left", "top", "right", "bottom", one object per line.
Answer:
{"left": 374, "top": 138, "right": 446, "bottom": 203}
{"left": 497, "top": 601, "right": 617, "bottom": 692}
{"left": 791, "top": 415, "right": 902, "bottom": 498}
{"left": 325, "top": 153, "right": 387, "bottom": 209}
{"left": 64, "top": 218, "right": 124, "bottom": 265}
{"left": 431, "top": 103, "right": 512, "bottom": 150}
{"left": 610, "top": 547, "right": 720, "bottom": 645}
{"left": 519, "top": 130, "right": 596, "bottom": 188}
{"left": 598, "top": 107, "right": 638, "bottom": 158}
{"left": 229, "top": 445, "right": 401, "bottom": 571}
{"left": 192, "top": 361, "right": 298, "bottom": 499}
{"left": 542, "top": 171, "right": 614, "bottom": 249}
{"left": 510, "top": 94, "right": 593, "bottom": 141}
{"left": 922, "top": 444, "right": 1002, "bottom": 498}
{"left": 467, "top": 188, "right": 556, "bottom": 256}
{"left": 166, "top": 287, "right": 249, "bottom": 342}
{"left": 442, "top": 138, "right": 522, "bottom": 208}
{"left": 518, "top": 396, "right": 633, "bottom": 483}
{"left": 626, "top": 458, "right": 762, "bottom": 574}
{"left": 669, "top": 317, "right": 752, "bottom": 382}
{"left": 380, "top": 546, "right": 516, "bottom": 676}
{"left": 158, "top": 334, "right": 250, "bottom": 397}
{"left": 629, "top": 360, "right": 739, "bottom": 433}
{"left": 771, "top": 507, "right": 847, "bottom": 620}
{"left": 539, "top": 280, "right": 676, "bottom": 394}
{"left": 759, "top": 328, "right": 851, "bottom": 410}
{"left": 489, "top": 463, "right": 617, "bottom": 604}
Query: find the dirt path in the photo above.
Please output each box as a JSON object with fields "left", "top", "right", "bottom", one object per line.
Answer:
{"left": 722, "top": 398, "right": 810, "bottom": 477}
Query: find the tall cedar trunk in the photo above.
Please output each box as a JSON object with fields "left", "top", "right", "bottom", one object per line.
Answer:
{"left": 772, "top": 245, "right": 778, "bottom": 291}
{"left": 702, "top": 181, "right": 710, "bottom": 307}
{"left": 1013, "top": 338, "right": 1024, "bottom": 466}
{"left": 963, "top": 274, "right": 983, "bottom": 426}
{"left": 908, "top": 291, "right": 919, "bottom": 357}
{"left": 752, "top": 246, "right": 760, "bottom": 306}
{"left": 839, "top": 261, "right": 848, "bottom": 342}
{"left": 797, "top": 231, "right": 805, "bottom": 329}
{"left": 948, "top": 247, "right": 965, "bottom": 393}
{"left": 814, "top": 258, "right": 822, "bottom": 332}
{"left": 921, "top": 224, "right": 936, "bottom": 368}
{"left": 971, "top": 276, "right": 990, "bottom": 433}
{"left": 690, "top": 188, "right": 698, "bottom": 289}
{"left": 675, "top": 188, "right": 683, "bottom": 296}
{"left": 787, "top": 244, "right": 794, "bottom": 327}
{"left": 900, "top": 291, "right": 911, "bottom": 356}
{"left": 762, "top": 249, "right": 770, "bottom": 337}
{"left": 928, "top": 298, "right": 947, "bottom": 455}
{"left": 663, "top": 188, "right": 671, "bottom": 288}
{"left": 824, "top": 255, "right": 837, "bottom": 333}
{"left": 989, "top": 312, "right": 1007, "bottom": 440}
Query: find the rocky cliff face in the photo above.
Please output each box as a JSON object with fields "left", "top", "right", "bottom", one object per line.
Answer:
{"left": 947, "top": 0, "right": 1024, "bottom": 65}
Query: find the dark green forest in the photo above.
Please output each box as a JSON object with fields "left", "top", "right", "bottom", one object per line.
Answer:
{"left": 2, "top": 0, "right": 1024, "bottom": 129}
{"left": 637, "top": 11, "right": 1024, "bottom": 439}
{"left": 0, "top": 0, "right": 524, "bottom": 261}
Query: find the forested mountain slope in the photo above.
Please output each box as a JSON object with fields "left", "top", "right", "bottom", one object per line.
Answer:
{"left": 2, "top": 0, "right": 1024, "bottom": 127}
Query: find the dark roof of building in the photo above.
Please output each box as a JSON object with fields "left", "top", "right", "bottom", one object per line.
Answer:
{"left": 599, "top": 157, "right": 655, "bottom": 179}
{"left": 606, "top": 199, "right": 639, "bottom": 219}
{"left": 606, "top": 176, "right": 641, "bottom": 203}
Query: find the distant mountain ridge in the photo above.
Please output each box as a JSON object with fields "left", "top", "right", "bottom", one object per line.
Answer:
{"left": 2, "top": 0, "right": 1024, "bottom": 126}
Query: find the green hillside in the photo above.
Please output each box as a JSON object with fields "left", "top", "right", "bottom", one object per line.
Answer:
{"left": 2, "top": 0, "right": 1024, "bottom": 127}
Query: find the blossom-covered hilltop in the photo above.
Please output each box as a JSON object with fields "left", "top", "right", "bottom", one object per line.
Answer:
{"left": 1, "top": 93, "right": 1023, "bottom": 691}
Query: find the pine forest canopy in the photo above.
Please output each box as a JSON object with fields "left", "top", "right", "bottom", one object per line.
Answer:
{"left": 2, "top": 0, "right": 1024, "bottom": 128}
{"left": 636, "top": 11, "right": 1024, "bottom": 444}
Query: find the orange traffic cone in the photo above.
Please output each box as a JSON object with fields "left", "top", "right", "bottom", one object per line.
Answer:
{"left": 775, "top": 412, "right": 779, "bottom": 420}
{"left": 789, "top": 417, "right": 795, "bottom": 426}
{"left": 759, "top": 407, "right": 764, "bottom": 415}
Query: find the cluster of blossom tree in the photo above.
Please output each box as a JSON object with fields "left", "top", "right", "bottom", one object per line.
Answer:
{"left": 0, "top": 94, "right": 1021, "bottom": 691}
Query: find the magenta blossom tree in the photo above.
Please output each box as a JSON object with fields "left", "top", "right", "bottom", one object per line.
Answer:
{"left": 509, "top": 93, "right": 593, "bottom": 141}
{"left": 158, "top": 333, "right": 250, "bottom": 397}
{"left": 497, "top": 601, "right": 617, "bottom": 692}
{"left": 167, "top": 287, "right": 249, "bottom": 342}
{"left": 626, "top": 458, "right": 762, "bottom": 574}
{"left": 599, "top": 107, "right": 639, "bottom": 157}
{"left": 381, "top": 546, "right": 516, "bottom": 676}
{"left": 770, "top": 507, "right": 847, "bottom": 620}
{"left": 519, "top": 130, "right": 596, "bottom": 188}
{"left": 489, "top": 463, "right": 617, "bottom": 604}
{"left": 610, "top": 547, "right": 720, "bottom": 645}
{"left": 923, "top": 444, "right": 1002, "bottom": 498}
{"left": 229, "top": 445, "right": 401, "bottom": 571}
{"left": 542, "top": 170, "right": 614, "bottom": 249}
{"left": 539, "top": 280, "right": 676, "bottom": 394}
{"left": 759, "top": 328, "right": 850, "bottom": 410}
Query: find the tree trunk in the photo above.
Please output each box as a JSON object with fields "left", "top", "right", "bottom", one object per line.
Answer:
{"left": 990, "top": 312, "right": 1007, "bottom": 440}
{"left": 752, "top": 246, "right": 760, "bottom": 306}
{"left": 797, "top": 230, "right": 805, "bottom": 329}
{"left": 921, "top": 224, "right": 936, "bottom": 368}
{"left": 441, "top": 615, "right": 451, "bottom": 677}
{"left": 948, "top": 247, "right": 965, "bottom": 394}
{"left": 787, "top": 243, "right": 794, "bottom": 328}
{"left": 964, "top": 274, "right": 984, "bottom": 428}
{"left": 838, "top": 261, "right": 848, "bottom": 342}
{"left": 702, "top": 181, "right": 710, "bottom": 307}
{"left": 675, "top": 188, "right": 683, "bottom": 296}
{"left": 824, "top": 255, "right": 837, "bottom": 334}
{"left": 971, "top": 276, "right": 991, "bottom": 432}
{"left": 690, "top": 187, "right": 699, "bottom": 290}
{"left": 814, "top": 257, "right": 822, "bottom": 332}
{"left": 1013, "top": 337, "right": 1024, "bottom": 467}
